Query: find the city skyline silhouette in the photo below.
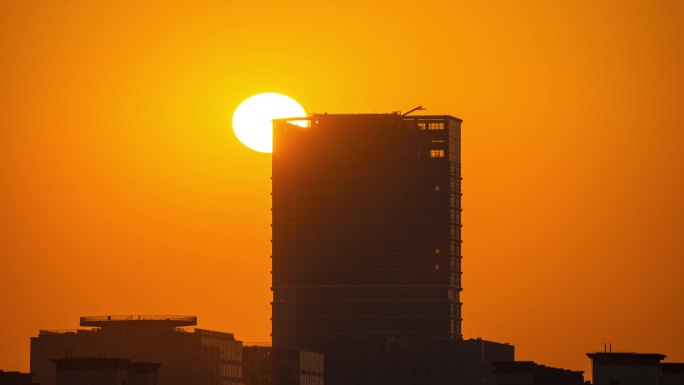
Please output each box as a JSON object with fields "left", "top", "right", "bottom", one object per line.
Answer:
{"left": 1, "top": 0, "right": 683, "bottom": 381}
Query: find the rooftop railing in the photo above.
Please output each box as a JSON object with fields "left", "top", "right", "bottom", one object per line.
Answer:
{"left": 39, "top": 329, "right": 89, "bottom": 336}
{"left": 80, "top": 315, "right": 197, "bottom": 327}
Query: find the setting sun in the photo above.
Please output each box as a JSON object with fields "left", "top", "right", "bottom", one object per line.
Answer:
{"left": 232, "top": 93, "right": 306, "bottom": 153}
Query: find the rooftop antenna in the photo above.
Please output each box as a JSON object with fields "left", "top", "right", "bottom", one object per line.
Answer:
{"left": 402, "top": 106, "right": 426, "bottom": 116}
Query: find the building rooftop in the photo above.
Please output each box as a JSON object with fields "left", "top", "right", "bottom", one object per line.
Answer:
{"left": 491, "top": 360, "right": 583, "bottom": 374}
{"left": 273, "top": 112, "right": 463, "bottom": 125}
{"left": 79, "top": 315, "right": 197, "bottom": 328}
{"left": 194, "top": 328, "right": 235, "bottom": 339}
{"left": 38, "top": 325, "right": 239, "bottom": 340}
{"left": 587, "top": 352, "right": 667, "bottom": 364}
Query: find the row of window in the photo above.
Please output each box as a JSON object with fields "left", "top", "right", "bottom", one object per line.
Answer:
{"left": 430, "top": 149, "right": 445, "bottom": 158}
{"left": 417, "top": 122, "right": 446, "bottom": 130}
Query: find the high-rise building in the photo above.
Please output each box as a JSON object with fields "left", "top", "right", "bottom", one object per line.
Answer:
{"left": 271, "top": 113, "right": 466, "bottom": 383}
{"left": 31, "top": 315, "right": 243, "bottom": 385}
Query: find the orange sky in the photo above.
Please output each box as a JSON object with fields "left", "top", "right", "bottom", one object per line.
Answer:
{"left": 1, "top": 0, "right": 683, "bottom": 377}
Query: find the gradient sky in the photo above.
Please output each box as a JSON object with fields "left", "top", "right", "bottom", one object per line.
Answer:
{"left": 1, "top": 0, "right": 683, "bottom": 377}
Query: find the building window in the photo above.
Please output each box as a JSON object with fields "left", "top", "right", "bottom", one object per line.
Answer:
{"left": 428, "top": 122, "right": 445, "bottom": 130}
{"left": 430, "top": 149, "right": 445, "bottom": 158}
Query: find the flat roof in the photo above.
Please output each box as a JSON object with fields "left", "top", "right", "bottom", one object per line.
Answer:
{"left": 273, "top": 113, "right": 462, "bottom": 123}
{"left": 80, "top": 315, "right": 197, "bottom": 328}
{"left": 490, "top": 361, "right": 583, "bottom": 375}
{"left": 587, "top": 352, "right": 666, "bottom": 364}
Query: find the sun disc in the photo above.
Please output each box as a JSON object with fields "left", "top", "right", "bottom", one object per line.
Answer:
{"left": 232, "top": 93, "right": 306, "bottom": 153}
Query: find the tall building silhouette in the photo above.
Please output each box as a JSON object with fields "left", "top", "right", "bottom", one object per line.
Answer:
{"left": 271, "top": 113, "right": 470, "bottom": 383}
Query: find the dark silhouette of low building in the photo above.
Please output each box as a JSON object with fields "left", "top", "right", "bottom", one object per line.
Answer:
{"left": 243, "top": 346, "right": 323, "bottom": 385}
{"left": 52, "top": 357, "right": 160, "bottom": 385}
{"left": 243, "top": 346, "right": 272, "bottom": 385}
{"left": 662, "top": 363, "right": 684, "bottom": 385}
{"left": 0, "top": 370, "right": 37, "bottom": 385}
{"left": 381, "top": 338, "right": 513, "bottom": 385}
{"left": 490, "top": 360, "right": 584, "bottom": 385}
{"left": 126, "top": 361, "right": 163, "bottom": 385}
{"left": 285, "top": 337, "right": 512, "bottom": 385}
{"left": 587, "top": 352, "right": 666, "bottom": 385}
{"left": 272, "top": 349, "right": 324, "bottom": 385}
{"left": 31, "top": 315, "right": 242, "bottom": 385}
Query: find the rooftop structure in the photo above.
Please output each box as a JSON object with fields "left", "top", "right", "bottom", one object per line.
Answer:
{"left": 587, "top": 352, "right": 667, "bottom": 364}
{"left": 80, "top": 315, "right": 197, "bottom": 328}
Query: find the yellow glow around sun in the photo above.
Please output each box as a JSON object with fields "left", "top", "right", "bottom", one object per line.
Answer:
{"left": 232, "top": 93, "right": 306, "bottom": 153}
